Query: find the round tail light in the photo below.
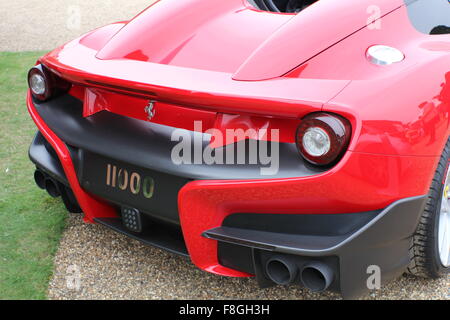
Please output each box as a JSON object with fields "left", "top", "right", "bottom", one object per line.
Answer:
{"left": 296, "top": 113, "right": 351, "bottom": 166}
{"left": 28, "top": 64, "right": 70, "bottom": 102}
{"left": 28, "top": 65, "right": 52, "bottom": 101}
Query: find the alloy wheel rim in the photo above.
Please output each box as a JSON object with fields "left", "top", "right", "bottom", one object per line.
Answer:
{"left": 438, "top": 164, "right": 450, "bottom": 267}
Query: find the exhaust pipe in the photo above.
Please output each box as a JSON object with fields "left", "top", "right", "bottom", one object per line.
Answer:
{"left": 34, "top": 169, "right": 60, "bottom": 197}
{"left": 300, "top": 262, "right": 334, "bottom": 292}
{"left": 34, "top": 170, "right": 46, "bottom": 189}
{"left": 45, "top": 178, "right": 60, "bottom": 198}
{"left": 60, "top": 185, "right": 82, "bottom": 213}
{"left": 34, "top": 168, "right": 81, "bottom": 211}
{"left": 265, "top": 256, "right": 298, "bottom": 285}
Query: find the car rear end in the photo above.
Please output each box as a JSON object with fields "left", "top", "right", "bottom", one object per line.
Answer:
{"left": 26, "top": 0, "right": 445, "bottom": 298}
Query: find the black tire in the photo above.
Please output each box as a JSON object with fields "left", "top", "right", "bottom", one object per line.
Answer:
{"left": 407, "top": 138, "right": 450, "bottom": 278}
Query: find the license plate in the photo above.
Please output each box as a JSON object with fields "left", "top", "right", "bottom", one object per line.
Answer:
{"left": 79, "top": 151, "right": 189, "bottom": 224}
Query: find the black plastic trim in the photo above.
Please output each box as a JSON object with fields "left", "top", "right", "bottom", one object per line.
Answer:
{"left": 205, "top": 195, "right": 428, "bottom": 298}
{"left": 205, "top": 227, "right": 347, "bottom": 254}
{"left": 29, "top": 132, "right": 69, "bottom": 186}
{"left": 79, "top": 150, "right": 189, "bottom": 225}
{"left": 223, "top": 210, "right": 380, "bottom": 237}
{"left": 33, "top": 94, "right": 326, "bottom": 180}
{"left": 94, "top": 217, "right": 189, "bottom": 257}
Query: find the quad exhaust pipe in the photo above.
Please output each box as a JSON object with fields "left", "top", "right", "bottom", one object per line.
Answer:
{"left": 265, "top": 256, "right": 298, "bottom": 286}
{"left": 34, "top": 169, "right": 81, "bottom": 213}
{"left": 34, "top": 169, "right": 60, "bottom": 198}
{"left": 44, "top": 178, "right": 61, "bottom": 198}
{"left": 265, "top": 256, "right": 334, "bottom": 292}
{"left": 34, "top": 169, "right": 82, "bottom": 213}
{"left": 34, "top": 169, "right": 46, "bottom": 190}
{"left": 300, "top": 262, "right": 334, "bottom": 293}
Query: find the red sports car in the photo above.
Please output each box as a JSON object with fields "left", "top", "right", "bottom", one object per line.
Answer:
{"left": 27, "top": 0, "right": 449, "bottom": 299}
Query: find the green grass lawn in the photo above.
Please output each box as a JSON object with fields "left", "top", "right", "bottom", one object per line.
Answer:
{"left": 0, "top": 52, "right": 67, "bottom": 299}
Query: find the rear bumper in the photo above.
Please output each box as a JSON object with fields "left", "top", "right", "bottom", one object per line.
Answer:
{"left": 28, "top": 90, "right": 436, "bottom": 298}
{"left": 205, "top": 195, "right": 427, "bottom": 298}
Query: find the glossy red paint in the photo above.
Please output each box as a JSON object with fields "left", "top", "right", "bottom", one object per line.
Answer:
{"left": 26, "top": 0, "right": 450, "bottom": 278}
{"left": 234, "top": 0, "right": 406, "bottom": 80}
{"left": 79, "top": 86, "right": 300, "bottom": 146}
{"left": 178, "top": 151, "right": 439, "bottom": 275}
{"left": 27, "top": 92, "right": 118, "bottom": 223}
{"left": 285, "top": 5, "right": 450, "bottom": 157}
{"left": 96, "top": 0, "right": 292, "bottom": 74}
{"left": 41, "top": 41, "right": 345, "bottom": 118}
{"left": 82, "top": 86, "right": 216, "bottom": 128}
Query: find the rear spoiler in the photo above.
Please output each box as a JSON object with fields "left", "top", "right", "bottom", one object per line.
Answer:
{"left": 41, "top": 39, "right": 349, "bottom": 118}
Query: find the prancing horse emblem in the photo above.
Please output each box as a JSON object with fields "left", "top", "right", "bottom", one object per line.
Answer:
{"left": 144, "top": 100, "right": 156, "bottom": 121}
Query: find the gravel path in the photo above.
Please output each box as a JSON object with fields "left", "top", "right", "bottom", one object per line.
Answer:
{"left": 48, "top": 214, "right": 450, "bottom": 300}
{"left": 0, "top": 0, "right": 152, "bottom": 52}
{"left": 4, "top": 0, "right": 448, "bottom": 300}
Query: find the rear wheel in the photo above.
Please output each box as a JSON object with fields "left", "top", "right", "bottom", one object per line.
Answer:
{"left": 408, "top": 139, "right": 450, "bottom": 277}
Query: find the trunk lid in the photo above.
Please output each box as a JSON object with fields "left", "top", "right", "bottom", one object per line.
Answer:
{"left": 96, "top": 0, "right": 291, "bottom": 74}
{"left": 97, "top": 0, "right": 405, "bottom": 80}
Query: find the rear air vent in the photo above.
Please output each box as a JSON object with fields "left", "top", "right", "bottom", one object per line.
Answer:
{"left": 249, "top": 0, "right": 318, "bottom": 13}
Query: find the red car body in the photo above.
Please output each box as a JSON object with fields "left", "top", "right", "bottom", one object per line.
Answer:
{"left": 27, "top": 0, "right": 450, "bottom": 298}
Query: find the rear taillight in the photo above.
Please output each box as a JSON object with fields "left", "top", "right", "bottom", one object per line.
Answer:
{"left": 28, "top": 64, "right": 70, "bottom": 101}
{"left": 296, "top": 113, "right": 351, "bottom": 166}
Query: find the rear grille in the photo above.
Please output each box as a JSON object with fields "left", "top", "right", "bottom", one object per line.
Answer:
{"left": 94, "top": 216, "right": 189, "bottom": 256}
